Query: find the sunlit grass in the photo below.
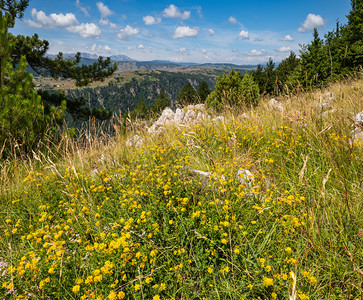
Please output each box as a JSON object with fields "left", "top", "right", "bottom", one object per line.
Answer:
{"left": 0, "top": 78, "right": 362, "bottom": 299}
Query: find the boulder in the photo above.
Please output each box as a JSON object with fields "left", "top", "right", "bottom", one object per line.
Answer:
{"left": 318, "top": 92, "right": 335, "bottom": 110}
{"left": 126, "top": 135, "right": 143, "bottom": 147}
{"left": 322, "top": 109, "right": 336, "bottom": 118}
{"left": 183, "top": 110, "right": 196, "bottom": 124}
{"left": 351, "top": 128, "right": 363, "bottom": 141}
{"left": 269, "top": 98, "right": 284, "bottom": 111}
{"left": 354, "top": 111, "right": 363, "bottom": 125}
{"left": 237, "top": 169, "right": 254, "bottom": 185}
{"left": 174, "top": 108, "right": 185, "bottom": 124}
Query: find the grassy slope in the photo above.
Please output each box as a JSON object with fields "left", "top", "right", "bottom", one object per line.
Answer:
{"left": 0, "top": 79, "right": 362, "bottom": 299}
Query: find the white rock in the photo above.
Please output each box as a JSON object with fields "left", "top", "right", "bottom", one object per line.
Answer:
{"left": 148, "top": 123, "right": 157, "bottom": 134}
{"left": 126, "top": 135, "right": 143, "bottom": 147}
{"left": 320, "top": 92, "right": 333, "bottom": 101}
{"left": 322, "top": 109, "right": 336, "bottom": 117}
{"left": 196, "top": 111, "right": 207, "bottom": 123}
{"left": 154, "top": 126, "right": 166, "bottom": 136}
{"left": 194, "top": 104, "right": 205, "bottom": 110}
{"left": 183, "top": 110, "right": 196, "bottom": 124}
{"left": 156, "top": 107, "right": 175, "bottom": 126}
{"left": 213, "top": 116, "right": 225, "bottom": 123}
{"left": 237, "top": 169, "right": 254, "bottom": 185}
{"left": 351, "top": 128, "right": 363, "bottom": 140}
{"left": 354, "top": 111, "right": 363, "bottom": 125}
{"left": 174, "top": 108, "right": 185, "bottom": 124}
{"left": 269, "top": 98, "right": 284, "bottom": 111}
{"left": 191, "top": 169, "right": 212, "bottom": 177}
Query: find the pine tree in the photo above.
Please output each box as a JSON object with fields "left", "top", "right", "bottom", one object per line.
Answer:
{"left": 130, "top": 99, "right": 148, "bottom": 119}
{"left": 151, "top": 90, "right": 170, "bottom": 113}
{"left": 1, "top": 9, "right": 63, "bottom": 157}
{"left": 342, "top": 0, "right": 363, "bottom": 69}
{"left": 197, "top": 80, "right": 210, "bottom": 103}
{"left": 176, "top": 82, "right": 197, "bottom": 106}
{"left": 206, "top": 69, "right": 260, "bottom": 110}
{"left": 1, "top": 0, "right": 117, "bottom": 121}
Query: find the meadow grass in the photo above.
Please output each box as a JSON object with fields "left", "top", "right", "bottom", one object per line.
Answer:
{"left": 0, "top": 78, "right": 362, "bottom": 299}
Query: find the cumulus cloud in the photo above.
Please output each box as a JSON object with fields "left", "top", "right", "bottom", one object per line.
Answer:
{"left": 298, "top": 14, "right": 325, "bottom": 32}
{"left": 75, "top": 0, "right": 89, "bottom": 17}
{"left": 238, "top": 30, "right": 249, "bottom": 39}
{"left": 99, "top": 18, "right": 117, "bottom": 29}
{"left": 201, "top": 49, "right": 207, "bottom": 54}
{"left": 279, "top": 46, "right": 291, "bottom": 52}
{"left": 179, "top": 47, "right": 190, "bottom": 55}
{"left": 173, "top": 26, "right": 199, "bottom": 39}
{"left": 117, "top": 25, "right": 140, "bottom": 39}
{"left": 90, "top": 44, "right": 111, "bottom": 53}
{"left": 208, "top": 29, "right": 215, "bottom": 35}
{"left": 247, "top": 49, "right": 265, "bottom": 56}
{"left": 163, "top": 4, "right": 190, "bottom": 20}
{"left": 228, "top": 16, "right": 237, "bottom": 24}
{"left": 280, "top": 34, "right": 293, "bottom": 41}
{"left": 137, "top": 44, "right": 145, "bottom": 49}
{"left": 26, "top": 9, "right": 78, "bottom": 28}
{"left": 67, "top": 23, "right": 101, "bottom": 38}
{"left": 143, "top": 15, "right": 161, "bottom": 25}
{"left": 96, "top": 2, "right": 114, "bottom": 18}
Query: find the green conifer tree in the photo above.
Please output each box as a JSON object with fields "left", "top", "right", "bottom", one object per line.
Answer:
{"left": 0, "top": 9, "right": 64, "bottom": 157}
{"left": 176, "top": 82, "right": 197, "bottom": 106}
{"left": 151, "top": 90, "right": 170, "bottom": 113}
{"left": 197, "top": 80, "right": 210, "bottom": 103}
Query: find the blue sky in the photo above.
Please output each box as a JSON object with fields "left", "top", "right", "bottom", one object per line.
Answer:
{"left": 10, "top": 0, "right": 352, "bottom": 64}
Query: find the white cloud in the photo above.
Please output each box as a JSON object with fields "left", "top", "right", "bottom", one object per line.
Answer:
{"left": 247, "top": 49, "right": 265, "bottom": 56}
{"left": 75, "top": 0, "right": 89, "bottom": 17}
{"left": 179, "top": 47, "right": 190, "bottom": 55}
{"left": 238, "top": 30, "right": 249, "bottom": 39}
{"left": 143, "top": 15, "right": 161, "bottom": 25}
{"left": 99, "top": 18, "right": 108, "bottom": 26}
{"left": 137, "top": 44, "right": 145, "bottom": 49}
{"left": 228, "top": 16, "right": 237, "bottom": 24}
{"left": 27, "top": 9, "right": 78, "bottom": 28}
{"left": 279, "top": 46, "right": 291, "bottom": 52}
{"left": 90, "top": 44, "right": 111, "bottom": 53}
{"left": 163, "top": 4, "right": 190, "bottom": 20}
{"left": 96, "top": 2, "right": 114, "bottom": 18}
{"left": 117, "top": 25, "right": 140, "bottom": 39}
{"left": 298, "top": 13, "right": 325, "bottom": 32}
{"left": 67, "top": 23, "right": 101, "bottom": 38}
{"left": 173, "top": 26, "right": 199, "bottom": 39}
{"left": 201, "top": 49, "right": 207, "bottom": 54}
{"left": 280, "top": 34, "right": 293, "bottom": 41}
{"left": 99, "top": 18, "right": 117, "bottom": 29}
{"left": 208, "top": 29, "right": 215, "bottom": 35}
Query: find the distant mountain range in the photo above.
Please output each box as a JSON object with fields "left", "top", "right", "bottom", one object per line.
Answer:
{"left": 45, "top": 52, "right": 257, "bottom": 72}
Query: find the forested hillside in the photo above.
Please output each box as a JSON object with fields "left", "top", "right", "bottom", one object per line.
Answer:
{"left": 58, "top": 71, "right": 215, "bottom": 126}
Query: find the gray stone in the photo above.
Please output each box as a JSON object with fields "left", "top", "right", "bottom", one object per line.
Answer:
{"left": 269, "top": 98, "right": 284, "bottom": 111}
{"left": 174, "top": 108, "right": 185, "bottom": 124}
{"left": 322, "top": 109, "right": 336, "bottom": 118}
{"left": 126, "top": 135, "right": 143, "bottom": 147}
{"left": 237, "top": 169, "right": 254, "bottom": 185}
{"left": 354, "top": 111, "right": 363, "bottom": 125}
{"left": 183, "top": 110, "right": 196, "bottom": 124}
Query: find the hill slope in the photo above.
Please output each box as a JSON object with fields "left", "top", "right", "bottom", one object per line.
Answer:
{"left": 0, "top": 79, "right": 362, "bottom": 299}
